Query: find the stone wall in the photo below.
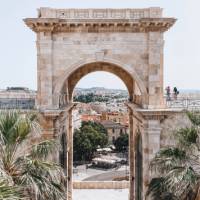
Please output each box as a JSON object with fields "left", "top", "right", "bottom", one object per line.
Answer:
{"left": 160, "top": 112, "right": 192, "bottom": 148}
{"left": 73, "top": 181, "right": 129, "bottom": 189}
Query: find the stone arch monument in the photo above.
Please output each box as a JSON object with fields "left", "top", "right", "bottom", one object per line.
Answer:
{"left": 24, "top": 7, "right": 176, "bottom": 200}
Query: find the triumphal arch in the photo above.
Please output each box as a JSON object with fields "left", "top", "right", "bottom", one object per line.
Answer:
{"left": 25, "top": 7, "right": 176, "bottom": 200}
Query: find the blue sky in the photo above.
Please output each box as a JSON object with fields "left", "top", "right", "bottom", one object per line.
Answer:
{"left": 0, "top": 0, "right": 199, "bottom": 90}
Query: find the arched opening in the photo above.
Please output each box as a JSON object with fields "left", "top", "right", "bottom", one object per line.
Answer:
{"left": 58, "top": 61, "right": 144, "bottom": 200}
{"left": 71, "top": 71, "right": 130, "bottom": 200}
{"left": 68, "top": 62, "right": 134, "bottom": 101}
{"left": 56, "top": 61, "right": 147, "bottom": 109}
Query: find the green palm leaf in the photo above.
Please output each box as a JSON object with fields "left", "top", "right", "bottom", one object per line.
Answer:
{"left": 0, "top": 110, "right": 66, "bottom": 200}
{"left": 150, "top": 148, "right": 187, "bottom": 173}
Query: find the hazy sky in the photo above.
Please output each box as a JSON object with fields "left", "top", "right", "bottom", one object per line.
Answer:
{"left": 0, "top": 0, "right": 199, "bottom": 90}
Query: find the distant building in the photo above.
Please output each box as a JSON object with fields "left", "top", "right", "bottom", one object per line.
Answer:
{"left": 101, "top": 112, "right": 129, "bottom": 126}
{"left": 90, "top": 102, "right": 107, "bottom": 113}
{"left": 100, "top": 120, "right": 128, "bottom": 144}
{"left": 81, "top": 113, "right": 101, "bottom": 122}
{"left": 0, "top": 87, "right": 36, "bottom": 109}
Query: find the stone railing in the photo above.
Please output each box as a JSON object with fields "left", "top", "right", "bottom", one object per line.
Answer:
{"left": 73, "top": 181, "right": 129, "bottom": 189}
{"left": 165, "top": 97, "right": 200, "bottom": 109}
{"left": 4, "top": 94, "right": 199, "bottom": 111}
{"left": 51, "top": 94, "right": 200, "bottom": 110}
{"left": 39, "top": 7, "right": 162, "bottom": 20}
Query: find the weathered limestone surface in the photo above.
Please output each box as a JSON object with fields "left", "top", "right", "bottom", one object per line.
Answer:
{"left": 25, "top": 7, "right": 175, "bottom": 110}
{"left": 24, "top": 7, "right": 176, "bottom": 200}
{"left": 160, "top": 112, "right": 192, "bottom": 148}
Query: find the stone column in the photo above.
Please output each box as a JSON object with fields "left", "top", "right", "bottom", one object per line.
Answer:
{"left": 37, "top": 32, "right": 53, "bottom": 109}
{"left": 129, "top": 109, "right": 140, "bottom": 200}
{"left": 148, "top": 32, "right": 164, "bottom": 108}
{"left": 141, "top": 120, "right": 150, "bottom": 200}
{"left": 142, "top": 117, "right": 162, "bottom": 199}
{"left": 66, "top": 108, "right": 73, "bottom": 200}
{"left": 147, "top": 119, "right": 161, "bottom": 160}
{"left": 129, "top": 109, "right": 135, "bottom": 200}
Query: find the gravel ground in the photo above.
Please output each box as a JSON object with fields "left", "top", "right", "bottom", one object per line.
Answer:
{"left": 73, "top": 189, "right": 129, "bottom": 200}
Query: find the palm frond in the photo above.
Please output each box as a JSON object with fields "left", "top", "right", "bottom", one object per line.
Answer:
{"left": 150, "top": 148, "right": 187, "bottom": 173}
{"left": 146, "top": 177, "right": 166, "bottom": 198}
{"left": 0, "top": 110, "right": 66, "bottom": 199}
{"left": 0, "top": 110, "right": 39, "bottom": 145}
{"left": 175, "top": 126, "right": 199, "bottom": 150}
{"left": 30, "top": 139, "right": 60, "bottom": 159}
{"left": 16, "top": 157, "right": 66, "bottom": 200}
{"left": 187, "top": 112, "right": 200, "bottom": 126}
{"left": 0, "top": 167, "right": 24, "bottom": 200}
{"left": 165, "top": 166, "right": 198, "bottom": 199}
{"left": 146, "top": 177, "right": 178, "bottom": 200}
{"left": 0, "top": 182, "right": 23, "bottom": 200}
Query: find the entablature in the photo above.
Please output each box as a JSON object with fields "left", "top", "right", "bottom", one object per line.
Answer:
{"left": 24, "top": 17, "right": 176, "bottom": 33}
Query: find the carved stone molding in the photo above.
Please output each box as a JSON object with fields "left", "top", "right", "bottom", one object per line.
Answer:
{"left": 137, "top": 108, "right": 183, "bottom": 121}
{"left": 38, "top": 8, "right": 163, "bottom": 19}
{"left": 24, "top": 18, "right": 176, "bottom": 33}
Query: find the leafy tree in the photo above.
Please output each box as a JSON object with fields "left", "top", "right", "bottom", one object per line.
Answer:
{"left": 114, "top": 133, "right": 129, "bottom": 152}
{"left": 147, "top": 112, "right": 200, "bottom": 200}
{"left": 0, "top": 110, "right": 66, "bottom": 200}
{"left": 73, "top": 121, "right": 108, "bottom": 162}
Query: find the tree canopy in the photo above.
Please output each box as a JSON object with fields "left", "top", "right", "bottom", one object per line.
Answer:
{"left": 73, "top": 121, "right": 108, "bottom": 162}
{"left": 114, "top": 133, "right": 129, "bottom": 152}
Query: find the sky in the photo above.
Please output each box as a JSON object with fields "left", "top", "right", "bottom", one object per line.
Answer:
{"left": 0, "top": 0, "right": 199, "bottom": 90}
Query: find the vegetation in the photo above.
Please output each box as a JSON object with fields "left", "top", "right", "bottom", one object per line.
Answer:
{"left": 114, "top": 133, "right": 129, "bottom": 152}
{"left": 73, "top": 93, "right": 109, "bottom": 103}
{"left": 73, "top": 121, "right": 108, "bottom": 162}
{"left": 0, "top": 110, "right": 66, "bottom": 200}
{"left": 147, "top": 112, "right": 200, "bottom": 200}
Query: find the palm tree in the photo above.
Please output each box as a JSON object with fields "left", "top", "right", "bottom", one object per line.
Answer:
{"left": 0, "top": 110, "right": 66, "bottom": 200}
{"left": 0, "top": 169, "right": 23, "bottom": 200}
{"left": 147, "top": 112, "right": 200, "bottom": 200}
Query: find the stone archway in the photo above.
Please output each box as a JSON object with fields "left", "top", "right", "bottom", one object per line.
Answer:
{"left": 24, "top": 7, "right": 176, "bottom": 200}
{"left": 53, "top": 59, "right": 148, "bottom": 106}
{"left": 56, "top": 61, "right": 147, "bottom": 105}
{"left": 62, "top": 61, "right": 145, "bottom": 200}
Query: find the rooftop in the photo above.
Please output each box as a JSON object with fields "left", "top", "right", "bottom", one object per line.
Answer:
{"left": 100, "top": 120, "right": 127, "bottom": 129}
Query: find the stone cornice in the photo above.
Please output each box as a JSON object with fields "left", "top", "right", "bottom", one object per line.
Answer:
{"left": 24, "top": 18, "right": 176, "bottom": 33}
{"left": 137, "top": 108, "right": 185, "bottom": 120}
